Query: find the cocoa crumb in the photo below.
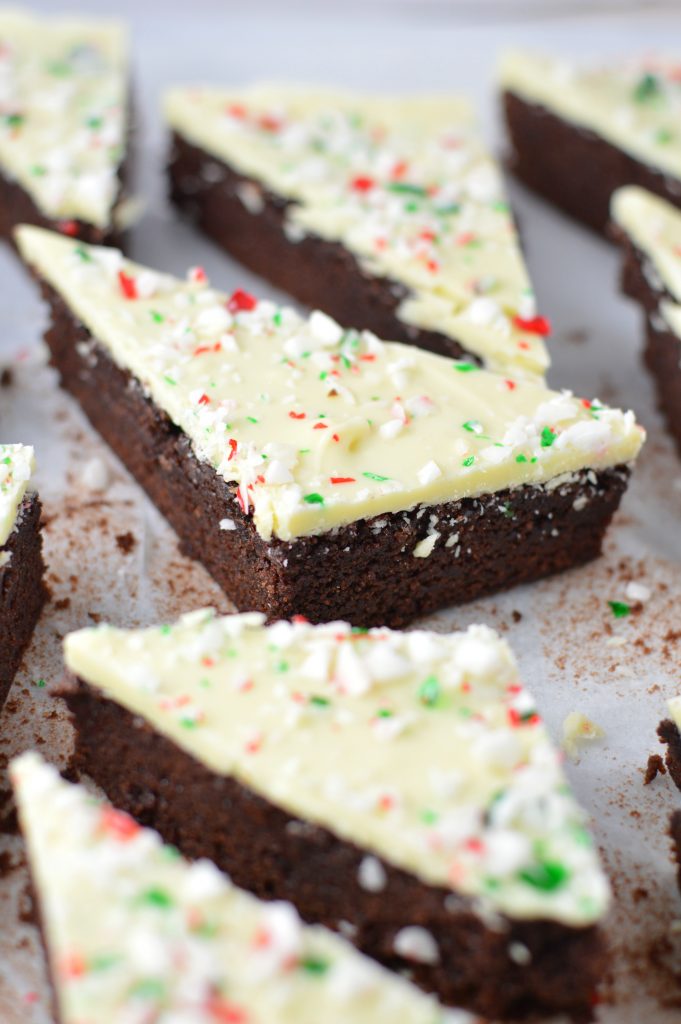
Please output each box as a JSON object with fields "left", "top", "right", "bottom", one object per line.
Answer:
{"left": 644, "top": 754, "right": 666, "bottom": 785}
{"left": 115, "top": 531, "right": 136, "bottom": 555}
{"left": 0, "top": 367, "right": 13, "bottom": 387}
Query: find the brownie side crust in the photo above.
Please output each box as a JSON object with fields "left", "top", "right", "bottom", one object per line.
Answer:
{"left": 60, "top": 676, "right": 606, "bottom": 1022}
{"left": 0, "top": 494, "right": 46, "bottom": 707}
{"left": 614, "top": 230, "right": 681, "bottom": 457}
{"left": 167, "top": 131, "right": 473, "bottom": 363}
{"left": 36, "top": 275, "right": 630, "bottom": 628}
{"left": 671, "top": 811, "right": 681, "bottom": 894}
{"left": 503, "top": 91, "right": 681, "bottom": 235}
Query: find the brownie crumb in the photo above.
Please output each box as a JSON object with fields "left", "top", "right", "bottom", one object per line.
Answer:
{"left": 0, "top": 367, "right": 13, "bottom": 387}
{"left": 512, "top": 610, "right": 523, "bottom": 623}
{"left": 644, "top": 754, "right": 666, "bottom": 785}
{"left": 115, "top": 531, "right": 136, "bottom": 555}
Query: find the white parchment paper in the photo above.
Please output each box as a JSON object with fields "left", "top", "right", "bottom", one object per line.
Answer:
{"left": 0, "top": 3, "right": 680, "bottom": 1021}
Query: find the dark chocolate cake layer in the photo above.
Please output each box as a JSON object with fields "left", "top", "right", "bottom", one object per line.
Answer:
{"left": 60, "top": 675, "right": 607, "bottom": 1022}
{"left": 503, "top": 92, "right": 681, "bottom": 235}
{"left": 37, "top": 276, "right": 629, "bottom": 629}
{"left": 0, "top": 494, "right": 46, "bottom": 707}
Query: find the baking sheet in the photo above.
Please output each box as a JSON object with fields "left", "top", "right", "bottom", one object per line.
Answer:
{"left": 1, "top": 3, "right": 681, "bottom": 1021}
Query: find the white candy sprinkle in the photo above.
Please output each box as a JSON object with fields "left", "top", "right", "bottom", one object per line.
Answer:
{"left": 357, "top": 855, "right": 387, "bottom": 893}
{"left": 417, "top": 460, "right": 442, "bottom": 485}
{"left": 625, "top": 581, "right": 651, "bottom": 603}
{"left": 393, "top": 926, "right": 440, "bottom": 965}
{"left": 80, "top": 456, "right": 109, "bottom": 492}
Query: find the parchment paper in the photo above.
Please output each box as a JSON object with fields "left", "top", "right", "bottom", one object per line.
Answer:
{"left": 1, "top": 3, "right": 680, "bottom": 1021}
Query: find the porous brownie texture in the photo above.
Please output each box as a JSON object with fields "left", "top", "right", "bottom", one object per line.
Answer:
{"left": 503, "top": 91, "right": 681, "bottom": 235}
{"left": 614, "top": 228, "right": 681, "bottom": 457}
{"left": 59, "top": 676, "right": 607, "bottom": 1022}
{"left": 36, "top": 277, "right": 630, "bottom": 628}
{"left": 0, "top": 494, "right": 46, "bottom": 707}
{"left": 167, "top": 132, "right": 472, "bottom": 362}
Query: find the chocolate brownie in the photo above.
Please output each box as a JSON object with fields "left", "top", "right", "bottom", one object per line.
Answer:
{"left": 0, "top": 444, "right": 46, "bottom": 708}
{"left": 0, "top": 10, "right": 131, "bottom": 247}
{"left": 611, "top": 186, "right": 681, "bottom": 457}
{"left": 165, "top": 85, "right": 550, "bottom": 379}
{"left": 59, "top": 612, "right": 610, "bottom": 1021}
{"left": 17, "top": 227, "right": 643, "bottom": 628}
{"left": 500, "top": 53, "right": 681, "bottom": 234}
{"left": 15, "top": 753, "right": 483, "bottom": 1024}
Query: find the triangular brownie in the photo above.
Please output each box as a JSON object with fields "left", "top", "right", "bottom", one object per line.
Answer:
{"left": 0, "top": 10, "right": 130, "bottom": 244}
{"left": 165, "top": 85, "right": 549, "bottom": 378}
{"left": 12, "top": 752, "right": 471, "bottom": 1024}
{"left": 500, "top": 51, "right": 681, "bottom": 233}
{"left": 611, "top": 185, "right": 681, "bottom": 456}
{"left": 61, "top": 611, "right": 610, "bottom": 1020}
{"left": 16, "top": 225, "right": 643, "bottom": 626}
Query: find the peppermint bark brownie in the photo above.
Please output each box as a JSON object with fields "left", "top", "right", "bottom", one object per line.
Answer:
{"left": 0, "top": 443, "right": 46, "bottom": 708}
{"left": 500, "top": 52, "right": 681, "bottom": 234}
{"left": 12, "top": 754, "right": 472, "bottom": 1024}
{"left": 16, "top": 226, "right": 644, "bottom": 627}
{"left": 60, "top": 611, "right": 611, "bottom": 1021}
{"left": 611, "top": 186, "right": 681, "bottom": 457}
{"left": 0, "top": 9, "right": 130, "bottom": 246}
{"left": 165, "top": 86, "right": 550, "bottom": 379}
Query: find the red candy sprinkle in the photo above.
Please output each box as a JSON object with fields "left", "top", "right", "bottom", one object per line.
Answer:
{"left": 288, "top": 411, "right": 306, "bottom": 420}
{"left": 228, "top": 289, "right": 257, "bottom": 313}
{"left": 189, "top": 266, "right": 207, "bottom": 284}
{"left": 503, "top": 379, "right": 517, "bottom": 391}
{"left": 313, "top": 422, "right": 328, "bottom": 430}
{"left": 118, "top": 270, "right": 138, "bottom": 300}
{"left": 197, "top": 393, "right": 211, "bottom": 406}
{"left": 227, "top": 438, "right": 238, "bottom": 461}
{"left": 350, "top": 175, "right": 375, "bottom": 193}
{"left": 205, "top": 997, "right": 250, "bottom": 1023}
{"left": 330, "top": 476, "right": 355, "bottom": 484}
{"left": 258, "top": 113, "right": 281, "bottom": 133}
{"left": 99, "top": 806, "right": 140, "bottom": 841}
{"left": 512, "top": 315, "right": 551, "bottom": 336}
{"left": 227, "top": 103, "right": 247, "bottom": 119}
{"left": 60, "top": 953, "right": 87, "bottom": 979}
{"left": 58, "top": 219, "right": 79, "bottom": 237}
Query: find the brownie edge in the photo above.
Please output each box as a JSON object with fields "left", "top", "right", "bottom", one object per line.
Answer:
{"left": 59, "top": 676, "right": 606, "bottom": 1022}
{"left": 0, "top": 494, "right": 47, "bottom": 707}
{"left": 503, "top": 91, "right": 681, "bottom": 234}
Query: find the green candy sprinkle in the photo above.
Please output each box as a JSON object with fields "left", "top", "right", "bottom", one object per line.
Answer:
{"left": 362, "top": 471, "right": 390, "bottom": 482}
{"left": 303, "top": 492, "right": 324, "bottom": 505}
{"left": 130, "top": 978, "right": 166, "bottom": 1000}
{"left": 633, "top": 72, "right": 661, "bottom": 103}
{"left": 462, "top": 419, "right": 483, "bottom": 434}
{"left": 309, "top": 695, "right": 331, "bottom": 707}
{"left": 515, "top": 454, "right": 528, "bottom": 463}
{"left": 419, "top": 675, "right": 441, "bottom": 707}
{"left": 386, "top": 182, "right": 427, "bottom": 197}
{"left": 453, "top": 361, "right": 478, "bottom": 373}
{"left": 540, "top": 426, "right": 556, "bottom": 448}
{"left": 519, "top": 860, "right": 570, "bottom": 892}
{"left": 608, "top": 600, "right": 630, "bottom": 619}
{"left": 301, "top": 956, "right": 330, "bottom": 975}
{"left": 462, "top": 456, "right": 475, "bottom": 467}
{"left": 140, "top": 888, "right": 174, "bottom": 909}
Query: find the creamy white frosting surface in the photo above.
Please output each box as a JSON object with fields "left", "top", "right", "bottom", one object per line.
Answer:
{"left": 64, "top": 610, "right": 611, "bottom": 926}
{"left": 16, "top": 225, "right": 644, "bottom": 543}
